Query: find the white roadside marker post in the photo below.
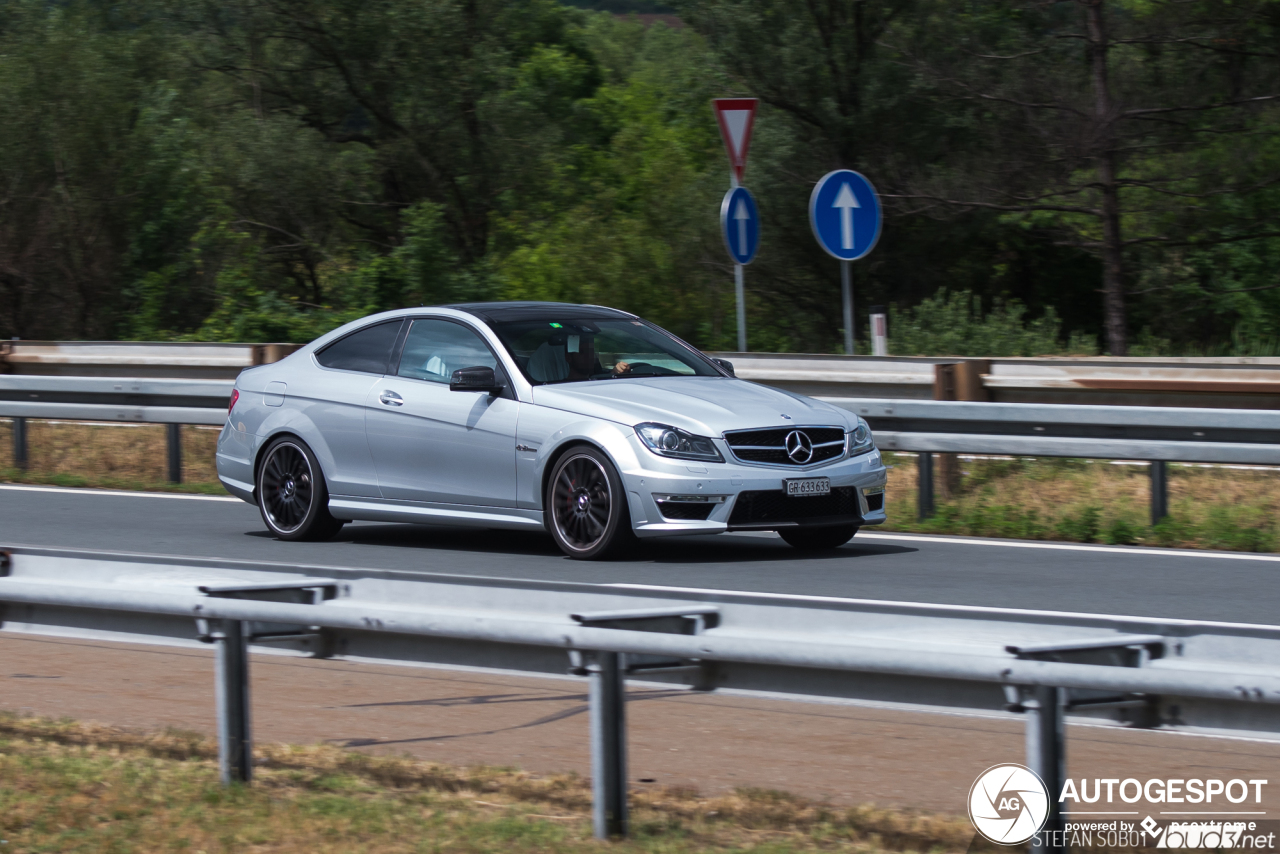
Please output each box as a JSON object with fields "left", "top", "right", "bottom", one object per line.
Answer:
{"left": 870, "top": 305, "right": 888, "bottom": 356}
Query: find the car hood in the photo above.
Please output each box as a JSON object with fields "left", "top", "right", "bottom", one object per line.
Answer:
{"left": 530, "top": 376, "right": 853, "bottom": 436}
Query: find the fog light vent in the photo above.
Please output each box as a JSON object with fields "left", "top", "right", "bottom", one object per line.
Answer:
{"left": 863, "top": 487, "right": 885, "bottom": 512}
{"left": 654, "top": 494, "right": 723, "bottom": 522}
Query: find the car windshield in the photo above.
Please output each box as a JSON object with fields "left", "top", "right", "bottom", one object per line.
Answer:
{"left": 487, "top": 317, "right": 721, "bottom": 385}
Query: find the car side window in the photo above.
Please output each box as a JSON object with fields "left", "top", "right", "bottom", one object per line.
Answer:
{"left": 315, "top": 320, "right": 403, "bottom": 374}
{"left": 397, "top": 319, "right": 499, "bottom": 383}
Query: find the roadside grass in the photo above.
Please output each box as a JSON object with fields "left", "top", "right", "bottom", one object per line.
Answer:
{"left": 0, "top": 467, "right": 229, "bottom": 494}
{"left": 1, "top": 419, "right": 1275, "bottom": 553}
{"left": 881, "top": 452, "right": 1279, "bottom": 552}
{"left": 0, "top": 419, "right": 225, "bottom": 495}
{"left": 0, "top": 712, "right": 981, "bottom": 854}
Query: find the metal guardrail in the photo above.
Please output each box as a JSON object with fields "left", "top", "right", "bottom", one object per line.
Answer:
{"left": 717, "top": 352, "right": 1280, "bottom": 409}
{"left": 0, "top": 376, "right": 233, "bottom": 424}
{"left": 1, "top": 376, "right": 1277, "bottom": 522}
{"left": 4, "top": 340, "right": 1280, "bottom": 406}
{"left": 1, "top": 546, "right": 1279, "bottom": 842}
{"left": 0, "top": 341, "right": 299, "bottom": 379}
{"left": 819, "top": 398, "right": 1280, "bottom": 524}
{"left": 835, "top": 398, "right": 1280, "bottom": 462}
{"left": 0, "top": 376, "right": 233, "bottom": 482}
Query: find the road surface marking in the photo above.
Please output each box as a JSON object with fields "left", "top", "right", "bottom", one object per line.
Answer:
{"left": 0, "top": 484, "right": 240, "bottom": 502}
{"left": 857, "top": 531, "right": 1280, "bottom": 563}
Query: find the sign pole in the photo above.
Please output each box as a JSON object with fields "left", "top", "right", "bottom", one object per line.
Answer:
{"left": 734, "top": 263, "right": 747, "bottom": 351}
{"left": 841, "top": 260, "right": 854, "bottom": 356}
{"left": 732, "top": 171, "right": 746, "bottom": 352}
{"left": 713, "top": 98, "right": 759, "bottom": 353}
{"left": 809, "top": 170, "right": 881, "bottom": 358}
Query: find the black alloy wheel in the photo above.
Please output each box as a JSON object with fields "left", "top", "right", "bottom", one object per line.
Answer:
{"left": 547, "top": 447, "right": 635, "bottom": 560}
{"left": 257, "top": 437, "right": 344, "bottom": 541}
{"left": 778, "top": 523, "right": 859, "bottom": 550}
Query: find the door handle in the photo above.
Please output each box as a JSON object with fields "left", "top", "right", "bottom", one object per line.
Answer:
{"left": 379, "top": 390, "right": 403, "bottom": 406}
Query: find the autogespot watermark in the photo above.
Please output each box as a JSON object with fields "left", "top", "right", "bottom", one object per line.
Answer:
{"left": 968, "top": 764, "right": 1052, "bottom": 845}
{"left": 967, "top": 767, "right": 1276, "bottom": 850}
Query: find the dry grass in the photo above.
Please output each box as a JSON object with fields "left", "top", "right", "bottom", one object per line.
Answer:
{"left": 0, "top": 420, "right": 1274, "bottom": 552}
{"left": 0, "top": 712, "right": 984, "bottom": 854}
{"left": 0, "top": 419, "right": 221, "bottom": 490}
{"left": 882, "top": 453, "right": 1280, "bottom": 552}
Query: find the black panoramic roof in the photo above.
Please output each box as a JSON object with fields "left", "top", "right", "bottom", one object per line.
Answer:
{"left": 446, "top": 301, "right": 637, "bottom": 323}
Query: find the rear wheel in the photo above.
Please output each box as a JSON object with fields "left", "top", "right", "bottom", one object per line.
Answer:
{"left": 546, "top": 446, "right": 636, "bottom": 560}
{"left": 257, "top": 437, "right": 345, "bottom": 541}
{"left": 779, "top": 524, "right": 858, "bottom": 550}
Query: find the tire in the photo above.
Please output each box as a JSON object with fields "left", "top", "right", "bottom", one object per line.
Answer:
{"left": 545, "top": 445, "right": 636, "bottom": 560}
{"left": 256, "top": 437, "right": 345, "bottom": 541}
{"left": 779, "top": 524, "right": 858, "bottom": 550}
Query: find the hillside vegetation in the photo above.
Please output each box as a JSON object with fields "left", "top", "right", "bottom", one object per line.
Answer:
{"left": 4, "top": 1, "right": 1280, "bottom": 355}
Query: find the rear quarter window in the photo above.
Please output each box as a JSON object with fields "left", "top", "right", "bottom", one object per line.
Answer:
{"left": 315, "top": 320, "right": 403, "bottom": 374}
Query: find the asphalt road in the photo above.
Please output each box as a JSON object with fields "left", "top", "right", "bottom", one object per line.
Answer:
{"left": 2, "top": 484, "right": 1277, "bottom": 624}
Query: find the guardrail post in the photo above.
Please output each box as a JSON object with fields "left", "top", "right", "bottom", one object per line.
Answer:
{"left": 590, "top": 651, "right": 628, "bottom": 839}
{"left": 570, "top": 607, "right": 717, "bottom": 840}
{"left": 11, "top": 416, "right": 27, "bottom": 471}
{"left": 1026, "top": 686, "right": 1066, "bottom": 854}
{"left": 1150, "top": 461, "right": 1168, "bottom": 526}
{"left": 917, "top": 452, "right": 934, "bottom": 520}
{"left": 166, "top": 423, "right": 182, "bottom": 484}
{"left": 214, "top": 619, "right": 252, "bottom": 784}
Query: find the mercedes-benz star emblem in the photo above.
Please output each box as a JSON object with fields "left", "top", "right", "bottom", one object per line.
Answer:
{"left": 784, "top": 430, "right": 813, "bottom": 464}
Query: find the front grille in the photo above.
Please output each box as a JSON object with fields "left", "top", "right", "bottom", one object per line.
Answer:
{"left": 657, "top": 501, "right": 716, "bottom": 521}
{"left": 728, "top": 488, "right": 860, "bottom": 529}
{"left": 865, "top": 492, "right": 884, "bottom": 511}
{"left": 724, "top": 427, "right": 845, "bottom": 467}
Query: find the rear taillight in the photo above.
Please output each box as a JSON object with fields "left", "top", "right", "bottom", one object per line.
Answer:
{"left": 228, "top": 388, "right": 239, "bottom": 415}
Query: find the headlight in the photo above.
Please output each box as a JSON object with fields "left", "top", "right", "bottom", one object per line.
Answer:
{"left": 635, "top": 423, "right": 724, "bottom": 462}
{"left": 848, "top": 421, "right": 873, "bottom": 455}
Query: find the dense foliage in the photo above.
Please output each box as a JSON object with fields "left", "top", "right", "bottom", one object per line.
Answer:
{"left": 3, "top": 0, "right": 1280, "bottom": 354}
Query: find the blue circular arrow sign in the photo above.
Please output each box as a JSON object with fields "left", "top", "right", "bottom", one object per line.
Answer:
{"left": 720, "top": 186, "right": 760, "bottom": 265}
{"left": 809, "top": 170, "right": 881, "bottom": 261}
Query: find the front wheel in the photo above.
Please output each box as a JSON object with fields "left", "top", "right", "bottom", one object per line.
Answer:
{"left": 779, "top": 524, "right": 858, "bottom": 550}
{"left": 546, "top": 446, "right": 636, "bottom": 560}
{"left": 256, "top": 437, "right": 345, "bottom": 541}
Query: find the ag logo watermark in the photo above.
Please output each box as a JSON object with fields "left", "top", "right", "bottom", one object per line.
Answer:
{"left": 967, "top": 767, "right": 1275, "bottom": 850}
{"left": 968, "top": 764, "right": 1051, "bottom": 845}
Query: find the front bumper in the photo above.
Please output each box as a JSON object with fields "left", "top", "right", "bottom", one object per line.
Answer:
{"left": 619, "top": 442, "right": 888, "bottom": 539}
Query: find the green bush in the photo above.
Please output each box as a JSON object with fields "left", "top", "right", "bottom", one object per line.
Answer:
{"left": 889, "top": 290, "right": 1098, "bottom": 357}
{"left": 1102, "top": 517, "right": 1143, "bottom": 546}
{"left": 1054, "top": 506, "right": 1102, "bottom": 543}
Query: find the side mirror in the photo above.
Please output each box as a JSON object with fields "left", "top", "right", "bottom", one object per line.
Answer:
{"left": 713, "top": 358, "right": 735, "bottom": 377}
{"left": 449, "top": 366, "right": 505, "bottom": 395}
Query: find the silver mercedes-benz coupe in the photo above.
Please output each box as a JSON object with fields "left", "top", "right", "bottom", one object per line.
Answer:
{"left": 216, "top": 301, "right": 888, "bottom": 559}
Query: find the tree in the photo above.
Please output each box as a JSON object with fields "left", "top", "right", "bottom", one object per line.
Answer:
{"left": 0, "top": 2, "right": 174, "bottom": 338}
{"left": 677, "top": 0, "right": 1101, "bottom": 354}
{"left": 180, "top": 0, "right": 601, "bottom": 268}
{"left": 495, "top": 15, "right": 730, "bottom": 344}
{"left": 894, "top": 0, "right": 1280, "bottom": 354}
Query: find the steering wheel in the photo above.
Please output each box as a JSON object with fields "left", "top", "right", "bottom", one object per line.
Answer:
{"left": 614, "top": 361, "right": 653, "bottom": 376}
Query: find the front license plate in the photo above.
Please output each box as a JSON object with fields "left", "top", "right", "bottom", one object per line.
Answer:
{"left": 785, "top": 477, "right": 830, "bottom": 497}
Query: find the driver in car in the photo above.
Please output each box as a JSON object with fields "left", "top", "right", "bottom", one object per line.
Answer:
{"left": 529, "top": 332, "right": 631, "bottom": 381}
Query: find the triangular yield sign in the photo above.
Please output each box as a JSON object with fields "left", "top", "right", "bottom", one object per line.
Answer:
{"left": 713, "top": 98, "right": 758, "bottom": 185}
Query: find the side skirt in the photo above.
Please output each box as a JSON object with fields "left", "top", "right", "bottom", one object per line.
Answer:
{"left": 328, "top": 497, "right": 546, "bottom": 532}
